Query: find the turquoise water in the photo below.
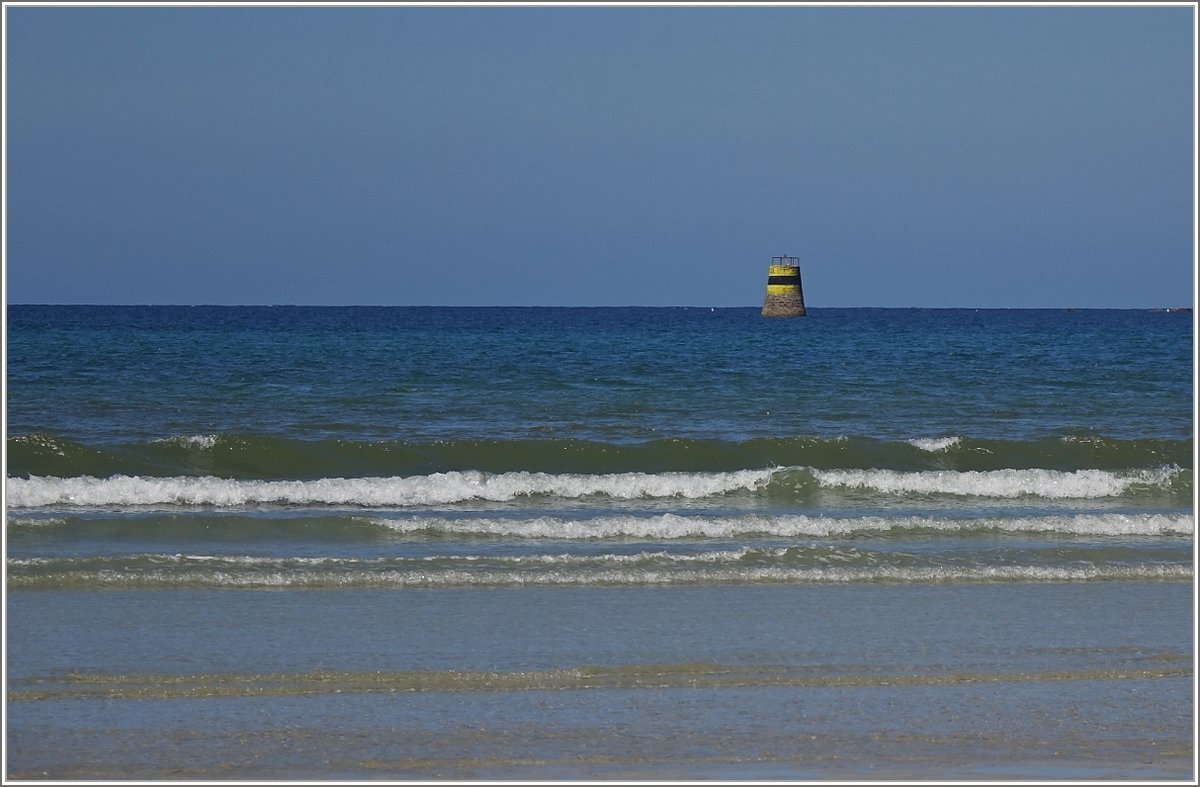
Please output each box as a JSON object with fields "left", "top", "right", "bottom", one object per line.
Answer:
{"left": 5, "top": 306, "right": 1194, "bottom": 778}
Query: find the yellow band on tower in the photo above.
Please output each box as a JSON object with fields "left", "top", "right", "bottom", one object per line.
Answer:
{"left": 761, "top": 256, "right": 806, "bottom": 317}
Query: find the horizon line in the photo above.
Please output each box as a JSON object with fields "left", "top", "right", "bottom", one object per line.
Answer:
{"left": 5, "top": 303, "right": 1195, "bottom": 312}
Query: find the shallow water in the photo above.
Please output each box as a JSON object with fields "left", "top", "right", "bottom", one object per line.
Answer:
{"left": 7, "top": 582, "right": 1193, "bottom": 780}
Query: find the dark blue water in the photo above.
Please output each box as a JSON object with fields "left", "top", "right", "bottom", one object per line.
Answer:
{"left": 7, "top": 306, "right": 1191, "bottom": 445}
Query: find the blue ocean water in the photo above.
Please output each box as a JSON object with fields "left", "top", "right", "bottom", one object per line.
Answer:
{"left": 5, "top": 305, "right": 1194, "bottom": 778}
{"left": 6, "top": 305, "right": 1194, "bottom": 445}
{"left": 5, "top": 305, "right": 1193, "bottom": 587}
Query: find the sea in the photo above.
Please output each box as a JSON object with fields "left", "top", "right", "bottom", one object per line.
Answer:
{"left": 4, "top": 305, "right": 1195, "bottom": 780}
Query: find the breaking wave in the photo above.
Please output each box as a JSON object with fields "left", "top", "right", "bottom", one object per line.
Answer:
{"left": 8, "top": 549, "right": 1191, "bottom": 589}
{"left": 7, "top": 465, "right": 1188, "bottom": 509}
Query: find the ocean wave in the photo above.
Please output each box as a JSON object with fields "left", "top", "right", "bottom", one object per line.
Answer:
{"left": 374, "top": 512, "right": 1194, "bottom": 539}
{"left": 8, "top": 511, "right": 1190, "bottom": 544}
{"left": 8, "top": 549, "right": 1190, "bottom": 590}
{"left": 908, "top": 436, "right": 962, "bottom": 452}
{"left": 810, "top": 466, "right": 1184, "bottom": 499}
{"left": 7, "top": 463, "right": 1188, "bottom": 510}
{"left": 7, "top": 432, "right": 1193, "bottom": 479}
{"left": 153, "top": 434, "right": 221, "bottom": 450}
{"left": 4, "top": 469, "right": 776, "bottom": 509}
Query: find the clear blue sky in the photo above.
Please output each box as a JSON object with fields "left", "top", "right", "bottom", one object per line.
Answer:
{"left": 4, "top": 4, "right": 1195, "bottom": 307}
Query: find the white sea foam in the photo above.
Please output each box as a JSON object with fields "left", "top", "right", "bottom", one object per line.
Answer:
{"left": 375, "top": 512, "right": 1194, "bottom": 539}
{"left": 154, "top": 434, "right": 221, "bottom": 450}
{"left": 907, "top": 436, "right": 962, "bottom": 452}
{"left": 10, "top": 558, "right": 1190, "bottom": 589}
{"left": 6, "top": 465, "right": 1183, "bottom": 509}
{"left": 17, "top": 543, "right": 1179, "bottom": 574}
{"left": 4, "top": 469, "right": 777, "bottom": 509}
{"left": 811, "top": 466, "right": 1180, "bottom": 498}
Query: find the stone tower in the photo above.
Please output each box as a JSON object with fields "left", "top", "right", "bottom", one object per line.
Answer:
{"left": 761, "top": 255, "right": 806, "bottom": 317}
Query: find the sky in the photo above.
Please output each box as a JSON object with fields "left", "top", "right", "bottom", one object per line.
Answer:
{"left": 3, "top": 3, "right": 1195, "bottom": 307}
